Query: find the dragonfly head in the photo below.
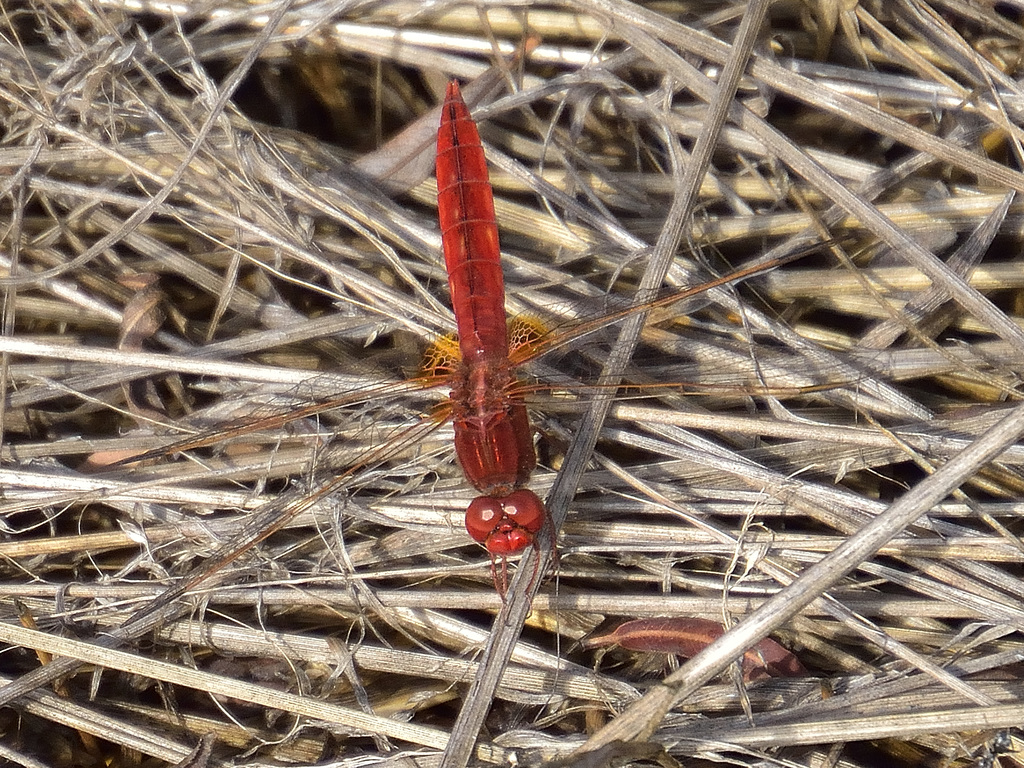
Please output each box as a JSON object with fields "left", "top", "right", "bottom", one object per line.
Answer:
{"left": 465, "top": 489, "right": 548, "bottom": 595}
{"left": 465, "top": 489, "right": 546, "bottom": 552}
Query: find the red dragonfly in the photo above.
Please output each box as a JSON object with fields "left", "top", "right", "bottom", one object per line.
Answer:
{"left": 432, "top": 80, "right": 826, "bottom": 592}
{"left": 435, "top": 79, "right": 548, "bottom": 585}
{"left": 118, "top": 78, "right": 820, "bottom": 598}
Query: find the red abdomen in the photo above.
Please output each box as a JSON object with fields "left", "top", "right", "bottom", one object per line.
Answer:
{"left": 436, "top": 80, "right": 508, "bottom": 366}
{"left": 437, "top": 80, "right": 537, "bottom": 496}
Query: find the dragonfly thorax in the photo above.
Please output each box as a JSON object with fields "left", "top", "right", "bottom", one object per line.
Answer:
{"left": 448, "top": 358, "right": 535, "bottom": 496}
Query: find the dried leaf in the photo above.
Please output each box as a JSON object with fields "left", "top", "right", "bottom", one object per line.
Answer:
{"left": 587, "top": 618, "right": 806, "bottom": 682}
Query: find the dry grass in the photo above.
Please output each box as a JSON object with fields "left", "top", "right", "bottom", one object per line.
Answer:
{"left": 1, "top": 1, "right": 1024, "bottom": 766}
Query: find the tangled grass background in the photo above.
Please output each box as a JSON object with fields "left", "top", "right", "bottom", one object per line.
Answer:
{"left": 1, "top": 2, "right": 1023, "bottom": 766}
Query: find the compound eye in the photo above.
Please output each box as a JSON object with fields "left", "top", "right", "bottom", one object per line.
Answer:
{"left": 501, "top": 489, "right": 546, "bottom": 534}
{"left": 465, "top": 496, "right": 503, "bottom": 544}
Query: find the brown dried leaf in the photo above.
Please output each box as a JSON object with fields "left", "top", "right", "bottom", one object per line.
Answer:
{"left": 586, "top": 617, "right": 806, "bottom": 682}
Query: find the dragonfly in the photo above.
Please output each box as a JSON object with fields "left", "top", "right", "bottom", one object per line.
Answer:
{"left": 115, "top": 78, "right": 828, "bottom": 598}
{"left": 435, "top": 79, "right": 548, "bottom": 588}
{"left": 432, "top": 79, "right": 834, "bottom": 592}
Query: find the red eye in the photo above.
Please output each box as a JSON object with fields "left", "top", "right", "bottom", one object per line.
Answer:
{"left": 465, "top": 489, "right": 546, "bottom": 554}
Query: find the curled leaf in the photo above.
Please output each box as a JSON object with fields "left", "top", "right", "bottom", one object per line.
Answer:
{"left": 586, "top": 617, "right": 806, "bottom": 681}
